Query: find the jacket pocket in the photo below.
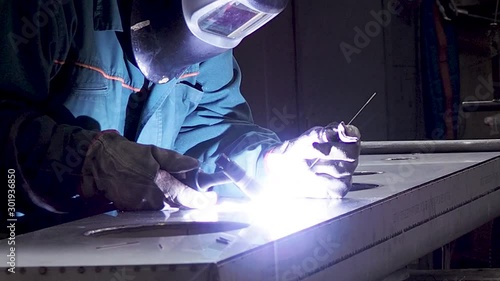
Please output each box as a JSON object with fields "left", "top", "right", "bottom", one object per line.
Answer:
{"left": 63, "top": 66, "right": 112, "bottom": 129}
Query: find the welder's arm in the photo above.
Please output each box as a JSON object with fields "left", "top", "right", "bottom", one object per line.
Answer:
{"left": 0, "top": 1, "right": 94, "bottom": 218}
{"left": 1, "top": 2, "right": 213, "bottom": 225}
{"left": 174, "top": 51, "right": 281, "bottom": 197}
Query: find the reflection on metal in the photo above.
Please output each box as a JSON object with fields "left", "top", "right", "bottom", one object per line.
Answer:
{"left": 362, "top": 139, "right": 500, "bottom": 154}
{"left": 353, "top": 171, "right": 384, "bottom": 176}
{"left": 84, "top": 221, "right": 249, "bottom": 238}
{"left": 384, "top": 156, "right": 419, "bottom": 161}
{"left": 351, "top": 183, "right": 380, "bottom": 191}
{"left": 1, "top": 152, "right": 500, "bottom": 281}
{"left": 462, "top": 100, "right": 500, "bottom": 112}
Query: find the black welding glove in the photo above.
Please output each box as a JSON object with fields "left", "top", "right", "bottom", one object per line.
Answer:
{"left": 264, "top": 122, "right": 361, "bottom": 198}
{"left": 81, "top": 130, "right": 217, "bottom": 210}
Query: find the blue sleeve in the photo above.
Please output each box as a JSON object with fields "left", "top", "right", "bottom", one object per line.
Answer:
{"left": 174, "top": 50, "right": 281, "bottom": 197}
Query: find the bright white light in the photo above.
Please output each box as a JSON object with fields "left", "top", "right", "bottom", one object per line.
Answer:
{"left": 181, "top": 208, "right": 220, "bottom": 222}
{"left": 258, "top": 152, "right": 331, "bottom": 199}
{"left": 262, "top": 153, "right": 313, "bottom": 197}
{"left": 217, "top": 192, "right": 341, "bottom": 240}
{"left": 211, "top": 150, "right": 346, "bottom": 240}
{"left": 246, "top": 198, "right": 335, "bottom": 240}
{"left": 213, "top": 195, "right": 343, "bottom": 241}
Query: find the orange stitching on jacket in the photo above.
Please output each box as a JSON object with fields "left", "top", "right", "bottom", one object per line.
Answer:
{"left": 180, "top": 72, "right": 199, "bottom": 79}
{"left": 54, "top": 60, "right": 142, "bottom": 92}
{"left": 54, "top": 60, "right": 200, "bottom": 88}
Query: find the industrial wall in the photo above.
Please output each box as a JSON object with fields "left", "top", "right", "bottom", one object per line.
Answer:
{"left": 234, "top": 0, "right": 497, "bottom": 141}
{"left": 234, "top": 0, "right": 421, "bottom": 141}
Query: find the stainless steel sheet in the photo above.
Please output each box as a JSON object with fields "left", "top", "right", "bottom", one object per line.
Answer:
{"left": 2, "top": 152, "right": 500, "bottom": 281}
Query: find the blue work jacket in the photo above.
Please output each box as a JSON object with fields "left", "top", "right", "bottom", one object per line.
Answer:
{"left": 0, "top": 0, "right": 280, "bottom": 230}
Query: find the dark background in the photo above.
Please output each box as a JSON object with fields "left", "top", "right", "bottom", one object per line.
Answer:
{"left": 234, "top": 0, "right": 498, "bottom": 142}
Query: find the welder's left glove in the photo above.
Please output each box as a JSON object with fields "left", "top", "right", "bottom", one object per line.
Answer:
{"left": 263, "top": 122, "right": 361, "bottom": 198}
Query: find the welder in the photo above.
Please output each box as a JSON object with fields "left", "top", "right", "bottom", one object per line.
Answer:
{"left": 0, "top": 0, "right": 361, "bottom": 233}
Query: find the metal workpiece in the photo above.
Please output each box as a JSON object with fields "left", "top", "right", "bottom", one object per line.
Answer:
{"left": 361, "top": 139, "right": 500, "bottom": 154}
{"left": 462, "top": 100, "right": 500, "bottom": 112}
{"left": 2, "top": 152, "right": 500, "bottom": 281}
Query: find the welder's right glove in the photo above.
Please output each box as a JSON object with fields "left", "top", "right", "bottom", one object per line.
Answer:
{"left": 263, "top": 122, "right": 361, "bottom": 199}
{"left": 80, "top": 130, "right": 217, "bottom": 211}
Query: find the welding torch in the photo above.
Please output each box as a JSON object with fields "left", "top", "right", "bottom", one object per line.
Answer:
{"left": 180, "top": 154, "right": 263, "bottom": 199}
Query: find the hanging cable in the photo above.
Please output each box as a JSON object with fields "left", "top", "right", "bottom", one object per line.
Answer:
{"left": 495, "top": 0, "right": 499, "bottom": 23}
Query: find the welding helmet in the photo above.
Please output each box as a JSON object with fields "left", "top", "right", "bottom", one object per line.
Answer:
{"left": 130, "top": 0, "right": 289, "bottom": 84}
